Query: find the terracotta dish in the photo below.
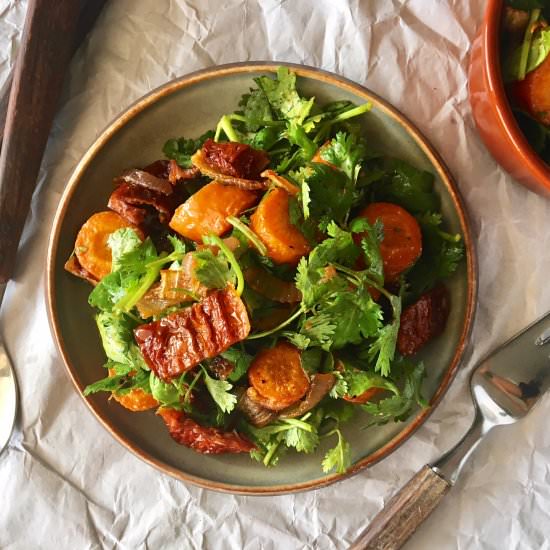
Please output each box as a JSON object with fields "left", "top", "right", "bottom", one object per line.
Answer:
{"left": 47, "top": 63, "right": 476, "bottom": 494}
{"left": 469, "top": 0, "right": 550, "bottom": 197}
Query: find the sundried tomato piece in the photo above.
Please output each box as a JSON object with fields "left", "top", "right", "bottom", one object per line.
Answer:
{"left": 158, "top": 408, "right": 255, "bottom": 454}
{"left": 108, "top": 182, "right": 175, "bottom": 225}
{"left": 134, "top": 287, "right": 251, "bottom": 381}
{"left": 397, "top": 285, "right": 450, "bottom": 356}
{"left": 206, "top": 356, "right": 235, "bottom": 380}
{"left": 202, "top": 139, "right": 269, "bottom": 179}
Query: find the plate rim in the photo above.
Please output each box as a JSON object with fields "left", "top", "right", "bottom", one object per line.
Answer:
{"left": 46, "top": 61, "right": 478, "bottom": 495}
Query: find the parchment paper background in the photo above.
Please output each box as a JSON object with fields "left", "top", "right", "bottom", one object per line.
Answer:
{"left": 2, "top": 1, "right": 550, "bottom": 548}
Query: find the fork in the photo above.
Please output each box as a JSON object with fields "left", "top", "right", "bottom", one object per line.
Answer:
{"left": 350, "top": 311, "right": 550, "bottom": 550}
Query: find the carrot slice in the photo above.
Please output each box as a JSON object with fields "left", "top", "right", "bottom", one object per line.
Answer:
{"left": 248, "top": 341, "right": 310, "bottom": 410}
{"left": 74, "top": 211, "right": 143, "bottom": 281}
{"left": 357, "top": 202, "right": 422, "bottom": 282}
{"left": 169, "top": 181, "right": 258, "bottom": 242}
{"left": 250, "top": 187, "right": 311, "bottom": 264}
{"left": 512, "top": 53, "right": 550, "bottom": 126}
{"left": 108, "top": 369, "right": 158, "bottom": 412}
{"left": 112, "top": 389, "right": 158, "bottom": 412}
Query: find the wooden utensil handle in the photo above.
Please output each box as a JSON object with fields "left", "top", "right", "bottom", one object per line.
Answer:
{"left": 349, "top": 465, "right": 451, "bottom": 550}
{"left": 0, "top": 0, "right": 80, "bottom": 283}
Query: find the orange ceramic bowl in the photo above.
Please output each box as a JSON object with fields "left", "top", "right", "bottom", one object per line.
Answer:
{"left": 469, "top": 0, "right": 550, "bottom": 197}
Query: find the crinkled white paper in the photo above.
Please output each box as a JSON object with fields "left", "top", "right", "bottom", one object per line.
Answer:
{"left": 2, "top": 1, "right": 550, "bottom": 548}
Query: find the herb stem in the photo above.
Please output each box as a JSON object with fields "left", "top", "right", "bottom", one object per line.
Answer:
{"left": 183, "top": 369, "right": 203, "bottom": 404}
{"left": 247, "top": 307, "right": 305, "bottom": 340}
{"left": 263, "top": 441, "right": 281, "bottom": 466}
{"left": 215, "top": 115, "right": 240, "bottom": 142}
{"left": 518, "top": 9, "right": 541, "bottom": 80}
{"left": 226, "top": 216, "right": 268, "bottom": 256}
{"left": 203, "top": 234, "right": 245, "bottom": 296}
{"left": 333, "top": 102, "right": 372, "bottom": 123}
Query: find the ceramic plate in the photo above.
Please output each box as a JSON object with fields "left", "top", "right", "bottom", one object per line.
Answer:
{"left": 47, "top": 62, "right": 477, "bottom": 494}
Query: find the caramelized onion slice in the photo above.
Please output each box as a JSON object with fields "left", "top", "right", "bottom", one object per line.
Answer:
{"left": 191, "top": 149, "right": 268, "bottom": 191}
{"left": 279, "top": 373, "right": 336, "bottom": 419}
{"left": 237, "top": 387, "right": 279, "bottom": 427}
{"left": 119, "top": 168, "right": 173, "bottom": 195}
{"left": 261, "top": 170, "right": 300, "bottom": 196}
{"left": 244, "top": 265, "right": 302, "bottom": 303}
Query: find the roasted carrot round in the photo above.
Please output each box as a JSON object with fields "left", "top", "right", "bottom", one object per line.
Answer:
{"left": 112, "top": 389, "right": 159, "bottom": 411}
{"left": 108, "top": 369, "right": 158, "bottom": 412}
{"left": 169, "top": 181, "right": 258, "bottom": 242}
{"left": 357, "top": 202, "right": 422, "bottom": 282}
{"left": 248, "top": 341, "right": 310, "bottom": 410}
{"left": 513, "top": 53, "right": 550, "bottom": 126}
{"left": 250, "top": 187, "right": 311, "bottom": 264}
{"left": 75, "top": 211, "right": 143, "bottom": 281}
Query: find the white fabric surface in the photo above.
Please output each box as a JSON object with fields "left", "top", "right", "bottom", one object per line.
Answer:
{"left": 2, "top": 0, "right": 550, "bottom": 548}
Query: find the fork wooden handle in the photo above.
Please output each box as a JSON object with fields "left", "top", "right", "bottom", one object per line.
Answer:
{"left": 349, "top": 466, "right": 451, "bottom": 550}
{"left": 0, "top": 0, "right": 81, "bottom": 283}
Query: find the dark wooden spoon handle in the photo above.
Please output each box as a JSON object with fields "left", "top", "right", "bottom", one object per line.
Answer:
{"left": 0, "top": 0, "right": 81, "bottom": 283}
{"left": 349, "top": 465, "right": 451, "bottom": 550}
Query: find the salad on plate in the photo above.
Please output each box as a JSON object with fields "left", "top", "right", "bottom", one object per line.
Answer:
{"left": 503, "top": 0, "right": 550, "bottom": 163}
{"left": 65, "top": 67, "right": 464, "bottom": 474}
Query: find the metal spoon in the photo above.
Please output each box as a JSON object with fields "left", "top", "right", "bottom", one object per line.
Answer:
{"left": 0, "top": 286, "right": 18, "bottom": 454}
{"left": 351, "top": 310, "right": 550, "bottom": 549}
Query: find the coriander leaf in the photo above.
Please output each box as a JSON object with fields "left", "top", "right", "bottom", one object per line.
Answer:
{"left": 321, "top": 429, "right": 351, "bottom": 474}
{"left": 349, "top": 217, "right": 384, "bottom": 286}
{"left": 291, "top": 164, "right": 354, "bottom": 226}
{"left": 367, "top": 294, "right": 401, "bottom": 376}
{"left": 320, "top": 287, "right": 382, "bottom": 349}
{"left": 95, "top": 312, "right": 147, "bottom": 369}
{"left": 202, "top": 234, "right": 245, "bottom": 296}
{"left": 249, "top": 126, "right": 282, "bottom": 151}
{"left": 305, "top": 221, "right": 360, "bottom": 274}
{"left": 329, "top": 371, "right": 349, "bottom": 398}
{"left": 299, "top": 312, "right": 337, "bottom": 350}
{"left": 202, "top": 367, "right": 237, "bottom": 413}
{"left": 323, "top": 399, "right": 355, "bottom": 423}
{"left": 300, "top": 348, "right": 323, "bottom": 374}
{"left": 406, "top": 213, "right": 464, "bottom": 299}
{"left": 319, "top": 131, "right": 367, "bottom": 182}
{"left": 192, "top": 249, "right": 232, "bottom": 289}
{"left": 286, "top": 121, "right": 317, "bottom": 161}
{"left": 284, "top": 425, "right": 320, "bottom": 453}
{"left": 89, "top": 236, "right": 185, "bottom": 313}
{"left": 239, "top": 88, "right": 274, "bottom": 131}
{"left": 362, "top": 360, "right": 427, "bottom": 425}
{"left": 221, "top": 347, "right": 254, "bottom": 382}
{"left": 282, "top": 331, "right": 311, "bottom": 350}
{"left": 255, "top": 67, "right": 315, "bottom": 125}
{"left": 108, "top": 228, "right": 143, "bottom": 271}
{"left": 149, "top": 372, "right": 181, "bottom": 406}
{"left": 372, "top": 158, "right": 439, "bottom": 213}
{"left": 163, "top": 130, "right": 214, "bottom": 168}
{"left": 167, "top": 234, "right": 186, "bottom": 256}
{"left": 340, "top": 368, "right": 399, "bottom": 397}
{"left": 83, "top": 366, "right": 151, "bottom": 397}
